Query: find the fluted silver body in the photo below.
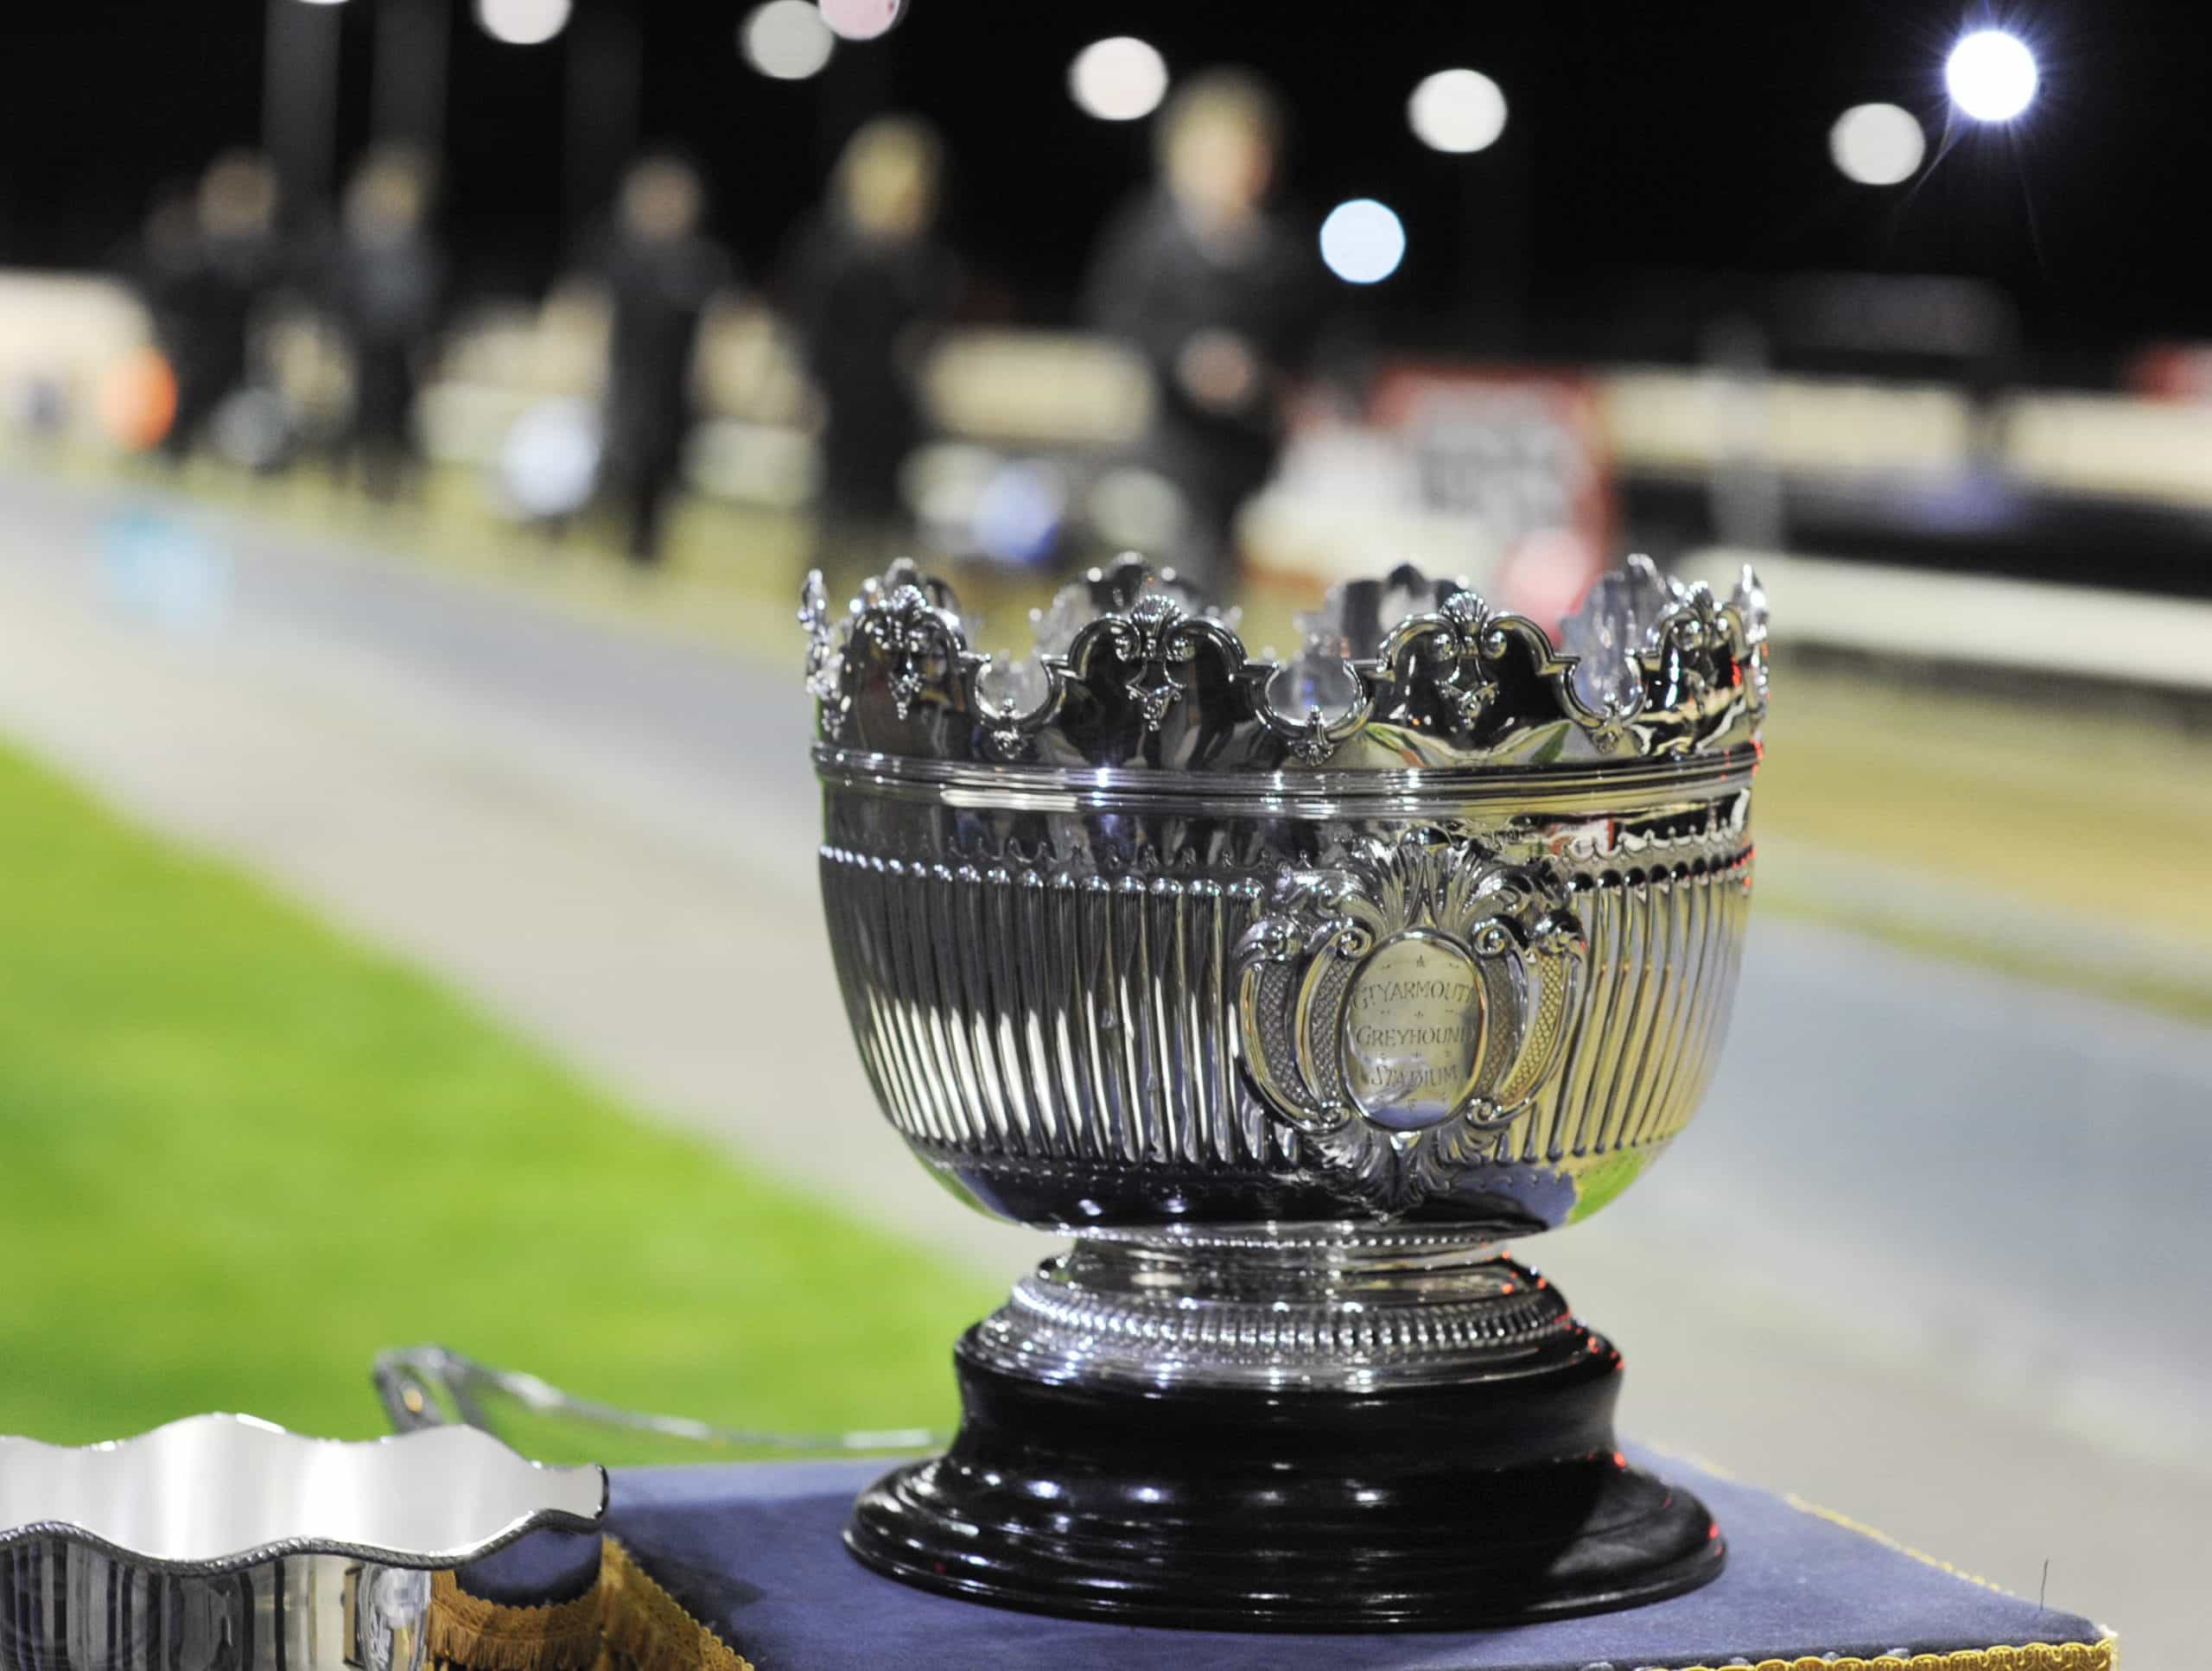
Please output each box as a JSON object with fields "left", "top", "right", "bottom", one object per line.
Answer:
{"left": 818, "top": 749, "right": 1752, "bottom": 1235}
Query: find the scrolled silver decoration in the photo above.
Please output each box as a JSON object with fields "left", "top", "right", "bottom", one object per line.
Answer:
{"left": 1431, "top": 590, "right": 1500, "bottom": 728}
{"left": 1102, "top": 592, "right": 1200, "bottom": 729}
{"left": 804, "top": 550, "right": 1766, "bottom": 768}
{"left": 1235, "top": 828, "right": 1586, "bottom": 1213}
{"left": 858, "top": 583, "right": 962, "bottom": 721}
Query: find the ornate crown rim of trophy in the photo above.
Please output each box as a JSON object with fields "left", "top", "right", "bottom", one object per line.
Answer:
{"left": 802, "top": 550, "right": 1767, "bottom": 1630}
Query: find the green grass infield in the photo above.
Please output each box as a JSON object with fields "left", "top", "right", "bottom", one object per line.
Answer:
{"left": 0, "top": 740, "right": 997, "bottom": 1452}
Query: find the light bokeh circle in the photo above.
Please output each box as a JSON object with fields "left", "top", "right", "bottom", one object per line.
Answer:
{"left": 1408, "top": 68, "right": 1508, "bottom": 154}
{"left": 1828, "top": 103, "right": 1926, "bottom": 185}
{"left": 819, "top": 0, "right": 903, "bottom": 42}
{"left": 1319, "top": 199, "right": 1406, "bottom": 285}
{"left": 1947, "top": 29, "right": 2037, "bottom": 122}
{"left": 475, "top": 0, "right": 570, "bottom": 45}
{"left": 742, "top": 0, "right": 836, "bottom": 79}
{"left": 1069, "top": 37, "right": 1170, "bottom": 122}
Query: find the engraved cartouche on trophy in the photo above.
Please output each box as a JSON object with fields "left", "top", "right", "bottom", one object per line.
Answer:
{"left": 800, "top": 551, "right": 1767, "bottom": 1630}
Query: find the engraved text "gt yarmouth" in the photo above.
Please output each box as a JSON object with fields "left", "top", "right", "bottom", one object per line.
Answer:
{"left": 1351, "top": 979, "right": 1474, "bottom": 1010}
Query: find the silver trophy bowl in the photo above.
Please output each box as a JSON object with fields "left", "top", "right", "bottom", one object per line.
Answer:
{"left": 802, "top": 551, "right": 1767, "bottom": 1628}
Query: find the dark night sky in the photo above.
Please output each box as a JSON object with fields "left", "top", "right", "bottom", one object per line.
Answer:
{"left": 3, "top": 0, "right": 2207, "bottom": 362}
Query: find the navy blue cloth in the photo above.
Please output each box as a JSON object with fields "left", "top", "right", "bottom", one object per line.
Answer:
{"left": 602, "top": 1449, "right": 2104, "bottom": 1669}
{"left": 457, "top": 1527, "right": 602, "bottom": 1606}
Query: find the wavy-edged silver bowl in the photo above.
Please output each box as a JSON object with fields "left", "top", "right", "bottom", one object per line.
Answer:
{"left": 0, "top": 1416, "right": 605, "bottom": 1671}
{"left": 0, "top": 1414, "right": 606, "bottom": 1572}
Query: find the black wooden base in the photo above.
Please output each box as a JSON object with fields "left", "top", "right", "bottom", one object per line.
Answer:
{"left": 844, "top": 1306, "right": 1724, "bottom": 1631}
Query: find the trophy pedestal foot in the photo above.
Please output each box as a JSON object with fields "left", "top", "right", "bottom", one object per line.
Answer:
{"left": 843, "top": 1233, "right": 1724, "bottom": 1630}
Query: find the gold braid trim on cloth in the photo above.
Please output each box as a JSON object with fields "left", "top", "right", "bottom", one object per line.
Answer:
{"left": 420, "top": 1530, "right": 2108, "bottom": 1671}
{"left": 597, "top": 1539, "right": 756, "bottom": 1671}
{"left": 427, "top": 1571, "right": 602, "bottom": 1671}
{"left": 427, "top": 1541, "right": 754, "bottom": 1671}
{"left": 1650, "top": 1650, "right": 2115, "bottom": 1671}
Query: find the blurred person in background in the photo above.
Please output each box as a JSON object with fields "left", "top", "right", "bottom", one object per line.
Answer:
{"left": 783, "top": 116, "right": 961, "bottom": 574}
{"left": 1084, "top": 70, "right": 1324, "bottom": 592}
{"left": 325, "top": 146, "right": 444, "bottom": 501}
{"left": 127, "top": 183, "right": 200, "bottom": 436}
{"left": 588, "top": 153, "right": 733, "bottom": 566}
{"left": 134, "top": 151, "right": 283, "bottom": 464}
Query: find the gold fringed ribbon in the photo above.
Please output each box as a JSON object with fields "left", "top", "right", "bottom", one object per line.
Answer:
{"left": 427, "top": 1541, "right": 754, "bottom": 1671}
{"left": 428, "top": 1570, "right": 603, "bottom": 1671}
{"left": 598, "top": 1540, "right": 756, "bottom": 1671}
{"left": 1654, "top": 1649, "right": 2116, "bottom": 1671}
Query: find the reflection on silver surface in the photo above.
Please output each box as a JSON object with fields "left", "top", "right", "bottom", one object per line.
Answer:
{"left": 0, "top": 1416, "right": 605, "bottom": 1671}
{"left": 0, "top": 1415, "right": 605, "bottom": 1573}
{"left": 804, "top": 551, "right": 1766, "bottom": 1394}
{"left": 1, "top": 1546, "right": 429, "bottom": 1671}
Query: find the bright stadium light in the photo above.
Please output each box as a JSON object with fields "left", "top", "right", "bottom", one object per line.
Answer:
{"left": 1829, "top": 103, "right": 1927, "bottom": 185}
{"left": 819, "top": 0, "right": 904, "bottom": 42}
{"left": 1319, "top": 199, "right": 1405, "bottom": 285}
{"left": 1069, "top": 37, "right": 1169, "bottom": 122}
{"left": 474, "top": 0, "right": 570, "bottom": 45}
{"left": 741, "top": 0, "right": 836, "bottom": 79}
{"left": 1408, "top": 68, "right": 1508, "bottom": 154}
{"left": 1946, "top": 29, "right": 2037, "bottom": 122}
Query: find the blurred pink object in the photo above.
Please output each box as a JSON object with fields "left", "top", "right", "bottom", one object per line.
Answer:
{"left": 819, "top": 0, "right": 903, "bottom": 41}
{"left": 1494, "top": 525, "right": 1604, "bottom": 632}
